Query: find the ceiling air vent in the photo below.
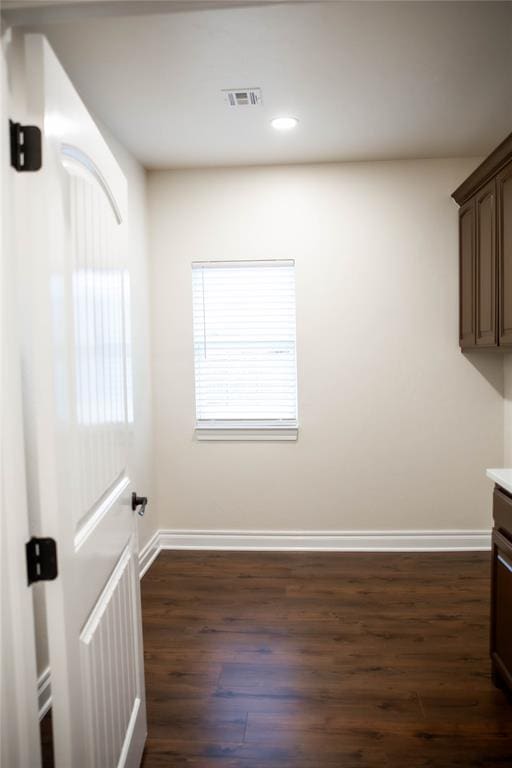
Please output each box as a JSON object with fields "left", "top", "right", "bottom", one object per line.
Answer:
{"left": 223, "top": 88, "right": 262, "bottom": 107}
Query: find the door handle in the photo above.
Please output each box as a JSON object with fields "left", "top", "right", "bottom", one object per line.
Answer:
{"left": 131, "top": 492, "right": 148, "bottom": 517}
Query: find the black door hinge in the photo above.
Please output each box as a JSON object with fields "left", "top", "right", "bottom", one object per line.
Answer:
{"left": 10, "top": 120, "right": 42, "bottom": 172}
{"left": 26, "top": 537, "right": 58, "bottom": 585}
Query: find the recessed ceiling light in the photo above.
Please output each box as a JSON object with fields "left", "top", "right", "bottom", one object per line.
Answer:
{"left": 271, "top": 117, "right": 299, "bottom": 131}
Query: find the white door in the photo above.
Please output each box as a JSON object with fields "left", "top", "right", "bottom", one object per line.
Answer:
{"left": 16, "top": 34, "right": 147, "bottom": 767}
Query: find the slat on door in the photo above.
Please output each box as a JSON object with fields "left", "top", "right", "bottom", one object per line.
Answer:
{"left": 66, "top": 162, "right": 133, "bottom": 534}
{"left": 80, "top": 545, "right": 141, "bottom": 768}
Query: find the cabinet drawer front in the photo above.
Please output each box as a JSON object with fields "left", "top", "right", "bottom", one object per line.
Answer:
{"left": 493, "top": 486, "right": 512, "bottom": 537}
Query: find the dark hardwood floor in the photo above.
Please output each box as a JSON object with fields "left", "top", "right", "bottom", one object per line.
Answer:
{"left": 139, "top": 551, "right": 512, "bottom": 767}
{"left": 40, "top": 551, "right": 512, "bottom": 766}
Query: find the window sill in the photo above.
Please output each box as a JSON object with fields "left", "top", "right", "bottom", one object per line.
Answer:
{"left": 195, "top": 424, "right": 298, "bottom": 442}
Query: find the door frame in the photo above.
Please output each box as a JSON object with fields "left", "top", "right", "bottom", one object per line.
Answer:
{"left": 1, "top": 26, "right": 42, "bottom": 768}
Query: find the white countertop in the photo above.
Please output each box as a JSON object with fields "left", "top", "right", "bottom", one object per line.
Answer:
{"left": 487, "top": 469, "right": 512, "bottom": 496}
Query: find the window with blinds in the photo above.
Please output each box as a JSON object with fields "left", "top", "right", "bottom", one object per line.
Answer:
{"left": 192, "top": 260, "right": 298, "bottom": 435}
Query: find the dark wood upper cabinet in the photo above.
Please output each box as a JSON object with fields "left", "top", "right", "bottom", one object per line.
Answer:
{"left": 459, "top": 200, "right": 475, "bottom": 349}
{"left": 452, "top": 132, "right": 512, "bottom": 351}
{"left": 498, "top": 163, "right": 512, "bottom": 346}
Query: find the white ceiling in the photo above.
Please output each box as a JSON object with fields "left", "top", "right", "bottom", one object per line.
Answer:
{"left": 8, "top": 1, "right": 512, "bottom": 168}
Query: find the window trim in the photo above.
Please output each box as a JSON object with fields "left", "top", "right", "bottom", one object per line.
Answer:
{"left": 195, "top": 420, "right": 298, "bottom": 442}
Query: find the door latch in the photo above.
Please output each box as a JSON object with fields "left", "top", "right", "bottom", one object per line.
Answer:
{"left": 26, "top": 537, "right": 58, "bottom": 585}
{"left": 132, "top": 492, "right": 148, "bottom": 517}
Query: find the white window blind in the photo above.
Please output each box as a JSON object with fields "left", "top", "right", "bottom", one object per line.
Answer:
{"left": 192, "top": 260, "right": 298, "bottom": 432}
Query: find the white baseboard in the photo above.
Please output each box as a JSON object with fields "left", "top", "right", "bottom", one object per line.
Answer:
{"left": 139, "top": 528, "right": 491, "bottom": 575}
{"left": 38, "top": 666, "right": 51, "bottom": 720}
{"left": 139, "top": 529, "right": 161, "bottom": 579}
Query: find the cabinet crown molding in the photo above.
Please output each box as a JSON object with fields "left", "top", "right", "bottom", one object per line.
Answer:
{"left": 452, "top": 133, "right": 512, "bottom": 205}
{"left": 452, "top": 132, "right": 512, "bottom": 206}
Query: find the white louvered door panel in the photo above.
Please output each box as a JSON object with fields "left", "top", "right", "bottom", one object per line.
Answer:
{"left": 19, "top": 35, "right": 147, "bottom": 767}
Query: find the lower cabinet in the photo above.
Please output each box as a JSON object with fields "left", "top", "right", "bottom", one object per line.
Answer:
{"left": 491, "top": 487, "right": 512, "bottom": 691}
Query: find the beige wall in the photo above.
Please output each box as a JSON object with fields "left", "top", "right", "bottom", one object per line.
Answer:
{"left": 148, "top": 159, "right": 504, "bottom": 534}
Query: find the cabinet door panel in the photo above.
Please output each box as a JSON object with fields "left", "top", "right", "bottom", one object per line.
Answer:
{"left": 492, "top": 530, "right": 512, "bottom": 687}
{"left": 475, "top": 180, "right": 497, "bottom": 346}
{"left": 498, "top": 163, "right": 512, "bottom": 346}
{"left": 459, "top": 200, "right": 476, "bottom": 349}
